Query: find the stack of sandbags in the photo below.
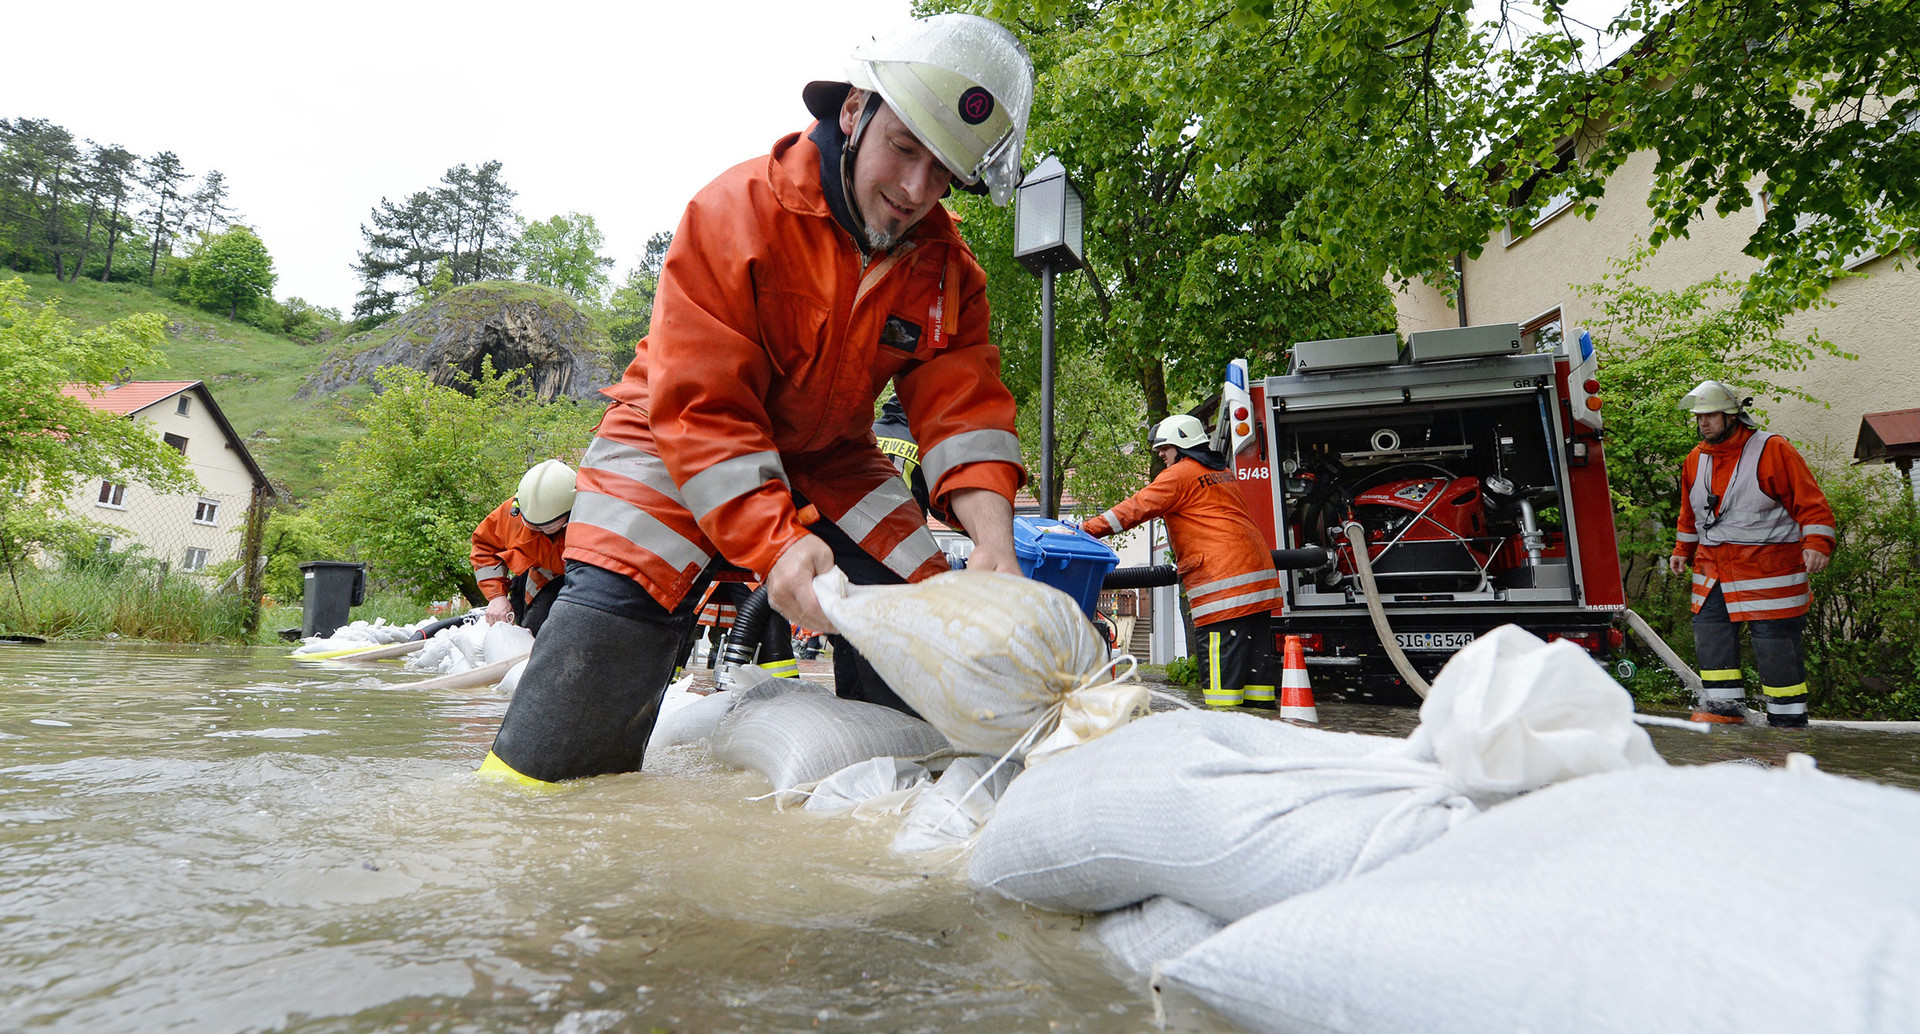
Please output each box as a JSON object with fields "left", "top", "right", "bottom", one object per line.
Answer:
{"left": 1159, "top": 761, "right": 1920, "bottom": 1033}
{"left": 709, "top": 683, "right": 948, "bottom": 803}
{"left": 970, "top": 625, "right": 1665, "bottom": 976}
{"left": 969, "top": 711, "right": 1458, "bottom": 923}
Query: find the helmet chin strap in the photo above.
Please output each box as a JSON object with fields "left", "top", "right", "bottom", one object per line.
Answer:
{"left": 840, "top": 91, "right": 883, "bottom": 253}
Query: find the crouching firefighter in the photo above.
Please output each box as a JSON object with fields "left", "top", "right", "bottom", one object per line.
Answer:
{"left": 477, "top": 13, "right": 1036, "bottom": 787}
{"left": 470, "top": 460, "right": 574, "bottom": 636}
{"left": 1667, "top": 380, "right": 1835, "bottom": 727}
{"left": 1081, "top": 415, "right": 1280, "bottom": 708}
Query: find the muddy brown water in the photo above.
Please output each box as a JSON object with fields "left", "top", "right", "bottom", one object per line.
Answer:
{"left": 3, "top": 642, "right": 1916, "bottom": 1032}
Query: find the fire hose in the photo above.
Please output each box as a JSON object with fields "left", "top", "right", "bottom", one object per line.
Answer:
{"left": 1342, "top": 520, "right": 1432, "bottom": 699}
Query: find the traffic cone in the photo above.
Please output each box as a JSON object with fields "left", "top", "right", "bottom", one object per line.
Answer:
{"left": 1279, "top": 635, "right": 1318, "bottom": 723}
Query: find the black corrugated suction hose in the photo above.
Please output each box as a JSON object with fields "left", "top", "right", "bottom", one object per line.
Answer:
{"left": 720, "top": 586, "right": 774, "bottom": 669}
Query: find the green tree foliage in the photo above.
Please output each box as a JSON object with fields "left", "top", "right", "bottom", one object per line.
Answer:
{"left": 352, "top": 161, "right": 521, "bottom": 323}
{"left": 514, "top": 212, "right": 614, "bottom": 301}
{"left": 0, "top": 277, "right": 197, "bottom": 590}
{"left": 183, "top": 225, "right": 277, "bottom": 319}
{"left": 601, "top": 230, "right": 673, "bottom": 349}
{"left": 1015, "top": 350, "right": 1150, "bottom": 516}
{"left": 140, "top": 151, "right": 189, "bottom": 285}
{"left": 312, "top": 362, "right": 598, "bottom": 604}
{"left": 1525, "top": 0, "right": 1920, "bottom": 309}
{"left": 257, "top": 507, "right": 344, "bottom": 602}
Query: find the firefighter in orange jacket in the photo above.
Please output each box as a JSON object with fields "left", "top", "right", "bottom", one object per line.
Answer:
{"left": 470, "top": 460, "right": 574, "bottom": 635}
{"left": 1082, "top": 415, "right": 1281, "bottom": 709}
{"left": 481, "top": 15, "right": 1035, "bottom": 786}
{"left": 1667, "top": 381, "right": 1835, "bottom": 727}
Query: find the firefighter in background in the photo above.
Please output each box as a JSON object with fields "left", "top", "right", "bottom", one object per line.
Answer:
{"left": 1081, "top": 415, "right": 1280, "bottom": 708}
{"left": 874, "top": 394, "right": 933, "bottom": 514}
{"left": 1667, "top": 381, "right": 1835, "bottom": 727}
{"left": 470, "top": 460, "right": 574, "bottom": 636}
{"left": 480, "top": 14, "right": 1034, "bottom": 786}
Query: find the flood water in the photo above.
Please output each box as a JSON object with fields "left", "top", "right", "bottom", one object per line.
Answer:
{"left": 3, "top": 642, "right": 1918, "bottom": 1033}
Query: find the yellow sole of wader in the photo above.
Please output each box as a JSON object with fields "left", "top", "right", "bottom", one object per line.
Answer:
{"left": 475, "top": 751, "right": 567, "bottom": 792}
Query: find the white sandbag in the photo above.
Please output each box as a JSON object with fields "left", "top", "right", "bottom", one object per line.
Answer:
{"left": 812, "top": 568, "right": 1147, "bottom": 760}
{"left": 800, "top": 756, "right": 931, "bottom": 815}
{"left": 481, "top": 621, "right": 535, "bottom": 665}
{"left": 969, "top": 709, "right": 1470, "bottom": 922}
{"left": 892, "top": 754, "right": 1023, "bottom": 855}
{"left": 1414, "top": 623, "right": 1663, "bottom": 804}
{"left": 711, "top": 692, "right": 949, "bottom": 795}
{"left": 649, "top": 678, "right": 831, "bottom": 751}
{"left": 1162, "top": 763, "right": 1920, "bottom": 1034}
{"left": 1094, "top": 897, "right": 1223, "bottom": 979}
{"left": 496, "top": 658, "right": 529, "bottom": 696}
{"left": 407, "top": 620, "right": 488, "bottom": 674}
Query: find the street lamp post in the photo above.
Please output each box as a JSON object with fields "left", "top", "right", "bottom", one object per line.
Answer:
{"left": 1013, "top": 156, "right": 1086, "bottom": 520}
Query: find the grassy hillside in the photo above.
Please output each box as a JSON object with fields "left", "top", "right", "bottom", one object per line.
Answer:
{"left": 11, "top": 271, "right": 368, "bottom": 500}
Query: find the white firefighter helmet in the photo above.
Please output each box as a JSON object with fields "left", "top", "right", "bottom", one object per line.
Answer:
{"left": 1680, "top": 380, "right": 1759, "bottom": 426}
{"left": 806, "top": 15, "right": 1034, "bottom": 206}
{"left": 1151, "top": 414, "right": 1209, "bottom": 450}
{"left": 515, "top": 459, "right": 577, "bottom": 525}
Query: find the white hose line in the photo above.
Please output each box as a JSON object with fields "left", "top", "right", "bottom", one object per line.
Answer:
{"left": 1621, "top": 608, "right": 1704, "bottom": 694}
{"left": 1342, "top": 521, "right": 1432, "bottom": 699}
{"left": 405, "top": 652, "right": 530, "bottom": 690}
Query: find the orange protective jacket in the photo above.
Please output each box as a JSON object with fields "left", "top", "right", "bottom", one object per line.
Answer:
{"left": 564, "top": 127, "right": 1024, "bottom": 610}
{"left": 470, "top": 498, "right": 567, "bottom": 603}
{"left": 1673, "top": 425, "right": 1835, "bottom": 622}
{"left": 1083, "top": 458, "right": 1279, "bottom": 626}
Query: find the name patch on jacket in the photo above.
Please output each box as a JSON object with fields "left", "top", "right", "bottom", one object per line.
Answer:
{"left": 880, "top": 315, "right": 924, "bottom": 352}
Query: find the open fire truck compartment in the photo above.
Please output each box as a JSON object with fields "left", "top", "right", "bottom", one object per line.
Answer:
{"left": 1234, "top": 322, "right": 1626, "bottom": 703}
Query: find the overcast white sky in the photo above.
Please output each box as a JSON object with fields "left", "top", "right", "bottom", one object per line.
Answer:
{"left": 10, "top": 1, "right": 1630, "bottom": 316}
{"left": 8, "top": 0, "right": 913, "bottom": 313}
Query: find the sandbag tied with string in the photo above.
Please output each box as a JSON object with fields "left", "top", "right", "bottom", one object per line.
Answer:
{"left": 812, "top": 568, "right": 1165, "bottom": 764}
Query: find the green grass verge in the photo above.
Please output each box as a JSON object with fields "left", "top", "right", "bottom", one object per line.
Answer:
{"left": 0, "top": 565, "right": 255, "bottom": 644}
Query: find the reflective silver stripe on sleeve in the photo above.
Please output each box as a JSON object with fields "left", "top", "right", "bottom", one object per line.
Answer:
{"left": 678, "top": 451, "right": 788, "bottom": 521}
{"left": 880, "top": 525, "right": 943, "bottom": 581}
{"left": 1675, "top": 532, "right": 1699, "bottom": 543}
{"left": 1190, "top": 587, "right": 1281, "bottom": 622}
{"left": 474, "top": 564, "right": 509, "bottom": 581}
{"left": 1801, "top": 525, "right": 1836, "bottom": 539}
{"left": 532, "top": 566, "right": 562, "bottom": 583}
{"left": 921, "top": 429, "right": 1023, "bottom": 493}
{"left": 1099, "top": 509, "right": 1123, "bottom": 532}
{"left": 570, "top": 490, "right": 711, "bottom": 573}
{"left": 1187, "top": 569, "right": 1279, "bottom": 600}
{"left": 834, "top": 477, "right": 917, "bottom": 545}
{"left": 1725, "top": 593, "right": 1809, "bottom": 614}
{"left": 1720, "top": 572, "right": 1808, "bottom": 593}
{"left": 581, "top": 437, "right": 683, "bottom": 500}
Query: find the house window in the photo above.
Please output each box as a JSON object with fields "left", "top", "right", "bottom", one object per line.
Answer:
{"left": 97, "top": 482, "right": 127, "bottom": 508}
{"left": 1521, "top": 308, "right": 1564, "bottom": 355}
{"left": 193, "top": 498, "right": 221, "bottom": 525}
{"left": 163, "top": 433, "right": 188, "bottom": 453}
{"left": 1504, "top": 141, "right": 1579, "bottom": 246}
{"left": 176, "top": 395, "right": 192, "bottom": 416}
{"left": 183, "top": 547, "right": 210, "bottom": 573}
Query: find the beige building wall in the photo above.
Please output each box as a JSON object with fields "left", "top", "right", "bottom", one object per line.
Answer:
{"left": 1393, "top": 145, "right": 1919, "bottom": 460}
{"left": 69, "top": 389, "right": 262, "bottom": 576}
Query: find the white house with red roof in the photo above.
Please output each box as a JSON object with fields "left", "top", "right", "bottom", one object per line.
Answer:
{"left": 57, "top": 380, "right": 274, "bottom": 577}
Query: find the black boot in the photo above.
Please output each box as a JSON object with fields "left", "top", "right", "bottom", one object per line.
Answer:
{"left": 488, "top": 596, "right": 686, "bottom": 782}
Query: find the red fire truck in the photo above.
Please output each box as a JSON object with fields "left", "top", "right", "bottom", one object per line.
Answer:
{"left": 1219, "top": 322, "right": 1626, "bottom": 703}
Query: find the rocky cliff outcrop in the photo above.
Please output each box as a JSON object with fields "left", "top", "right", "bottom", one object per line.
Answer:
{"left": 299, "top": 282, "right": 624, "bottom": 402}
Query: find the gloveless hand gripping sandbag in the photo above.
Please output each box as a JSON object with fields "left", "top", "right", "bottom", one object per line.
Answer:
{"left": 813, "top": 568, "right": 1147, "bottom": 760}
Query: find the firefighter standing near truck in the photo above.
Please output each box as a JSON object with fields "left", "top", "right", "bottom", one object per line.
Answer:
{"left": 1667, "top": 381, "right": 1835, "bottom": 727}
{"left": 477, "top": 14, "right": 1035, "bottom": 786}
{"left": 469, "top": 459, "right": 574, "bottom": 635}
{"left": 1082, "top": 415, "right": 1281, "bottom": 708}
